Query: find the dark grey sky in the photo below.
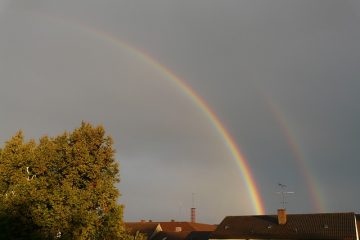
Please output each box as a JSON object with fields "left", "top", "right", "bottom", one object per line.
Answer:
{"left": 1, "top": 0, "right": 360, "bottom": 223}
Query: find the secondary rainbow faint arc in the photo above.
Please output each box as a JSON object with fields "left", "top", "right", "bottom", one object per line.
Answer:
{"left": 266, "top": 100, "right": 325, "bottom": 212}
{"left": 255, "top": 83, "right": 324, "bottom": 212}
{"left": 63, "top": 22, "right": 265, "bottom": 214}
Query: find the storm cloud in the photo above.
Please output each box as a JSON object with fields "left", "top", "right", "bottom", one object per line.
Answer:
{"left": 0, "top": 0, "right": 359, "bottom": 223}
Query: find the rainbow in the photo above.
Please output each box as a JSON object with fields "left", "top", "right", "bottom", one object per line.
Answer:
{"left": 145, "top": 64, "right": 266, "bottom": 215}
{"left": 94, "top": 31, "right": 265, "bottom": 215}
{"left": 41, "top": 15, "right": 266, "bottom": 214}
{"left": 262, "top": 94, "right": 325, "bottom": 212}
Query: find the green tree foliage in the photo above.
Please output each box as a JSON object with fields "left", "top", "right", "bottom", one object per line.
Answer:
{"left": 0, "top": 122, "right": 132, "bottom": 239}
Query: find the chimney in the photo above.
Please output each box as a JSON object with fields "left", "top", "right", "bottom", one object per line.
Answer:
{"left": 191, "top": 208, "right": 196, "bottom": 223}
{"left": 140, "top": 220, "right": 146, "bottom": 223}
{"left": 277, "top": 209, "right": 287, "bottom": 225}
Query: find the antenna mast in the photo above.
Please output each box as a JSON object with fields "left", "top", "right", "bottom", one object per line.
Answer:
{"left": 277, "top": 183, "right": 294, "bottom": 209}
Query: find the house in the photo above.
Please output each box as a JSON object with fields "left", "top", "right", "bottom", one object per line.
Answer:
{"left": 152, "top": 230, "right": 212, "bottom": 240}
{"left": 152, "top": 221, "right": 215, "bottom": 240}
{"left": 126, "top": 207, "right": 216, "bottom": 240}
{"left": 126, "top": 220, "right": 216, "bottom": 240}
{"left": 151, "top": 231, "right": 190, "bottom": 240}
{"left": 126, "top": 222, "right": 162, "bottom": 239}
{"left": 210, "top": 209, "right": 359, "bottom": 240}
{"left": 156, "top": 221, "right": 216, "bottom": 232}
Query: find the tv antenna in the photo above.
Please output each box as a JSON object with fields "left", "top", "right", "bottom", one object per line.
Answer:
{"left": 277, "top": 183, "right": 294, "bottom": 209}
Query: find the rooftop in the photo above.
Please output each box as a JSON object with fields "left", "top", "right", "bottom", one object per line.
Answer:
{"left": 211, "top": 212, "right": 358, "bottom": 240}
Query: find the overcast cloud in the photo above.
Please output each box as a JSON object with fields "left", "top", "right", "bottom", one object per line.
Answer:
{"left": 0, "top": 0, "right": 359, "bottom": 223}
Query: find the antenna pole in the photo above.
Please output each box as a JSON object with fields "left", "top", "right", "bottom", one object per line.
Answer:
{"left": 277, "top": 183, "right": 294, "bottom": 209}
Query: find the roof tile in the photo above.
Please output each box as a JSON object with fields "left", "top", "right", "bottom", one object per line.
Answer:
{"left": 211, "top": 212, "right": 357, "bottom": 240}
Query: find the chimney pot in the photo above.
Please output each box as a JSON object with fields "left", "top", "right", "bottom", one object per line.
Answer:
{"left": 277, "top": 209, "right": 287, "bottom": 225}
{"left": 191, "top": 208, "right": 196, "bottom": 223}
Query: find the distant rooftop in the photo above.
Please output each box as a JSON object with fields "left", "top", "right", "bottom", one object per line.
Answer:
{"left": 211, "top": 212, "right": 358, "bottom": 240}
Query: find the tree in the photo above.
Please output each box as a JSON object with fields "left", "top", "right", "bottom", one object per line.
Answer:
{"left": 0, "top": 122, "right": 131, "bottom": 239}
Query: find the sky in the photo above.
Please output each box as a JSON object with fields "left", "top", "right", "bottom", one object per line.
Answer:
{"left": 0, "top": 0, "right": 360, "bottom": 224}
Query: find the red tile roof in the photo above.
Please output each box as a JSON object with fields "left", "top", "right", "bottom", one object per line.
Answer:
{"left": 211, "top": 212, "right": 357, "bottom": 240}
{"left": 156, "top": 222, "right": 216, "bottom": 232}
{"left": 126, "top": 222, "right": 161, "bottom": 237}
{"left": 125, "top": 221, "right": 216, "bottom": 240}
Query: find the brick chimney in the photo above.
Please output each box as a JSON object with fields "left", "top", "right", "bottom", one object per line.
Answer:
{"left": 191, "top": 208, "right": 196, "bottom": 223}
{"left": 277, "top": 209, "right": 287, "bottom": 225}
